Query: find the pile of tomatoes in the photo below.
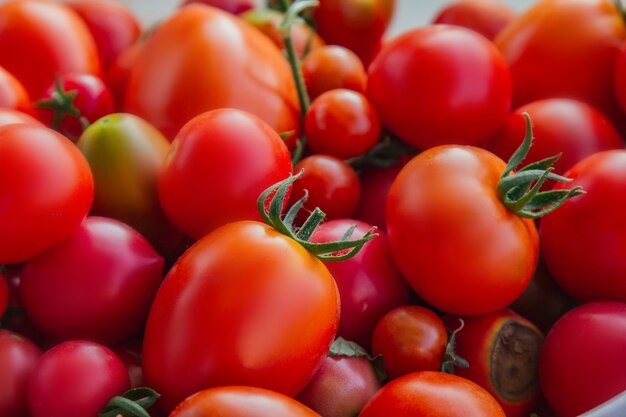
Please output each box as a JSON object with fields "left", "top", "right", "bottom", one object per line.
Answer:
{"left": 1, "top": 0, "right": 626, "bottom": 416}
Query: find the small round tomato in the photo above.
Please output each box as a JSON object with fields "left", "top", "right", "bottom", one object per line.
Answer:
{"left": 181, "top": 0, "right": 254, "bottom": 14}
{"left": 360, "top": 371, "right": 506, "bottom": 417}
{"left": 540, "top": 302, "right": 626, "bottom": 417}
{"left": 305, "top": 89, "right": 380, "bottom": 159}
{"left": 290, "top": 155, "right": 360, "bottom": 221}
{"left": 170, "top": 386, "right": 320, "bottom": 417}
{"left": 0, "top": 271, "right": 6, "bottom": 318}
{"left": 0, "top": 123, "right": 94, "bottom": 264}
{"left": 0, "top": 109, "right": 42, "bottom": 127}
{"left": 0, "top": 66, "right": 30, "bottom": 112}
{"left": 28, "top": 341, "right": 129, "bottom": 417}
{"left": 0, "top": 329, "right": 41, "bottom": 417}
{"left": 302, "top": 45, "right": 367, "bottom": 100}
{"left": 368, "top": 25, "right": 512, "bottom": 149}
{"left": 433, "top": 0, "right": 516, "bottom": 40}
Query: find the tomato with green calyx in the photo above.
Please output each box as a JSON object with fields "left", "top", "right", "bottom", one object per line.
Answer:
{"left": 0, "top": 329, "right": 41, "bottom": 417}
{"left": 433, "top": 0, "right": 516, "bottom": 40}
{"left": 302, "top": 45, "right": 366, "bottom": 100}
{"left": 0, "top": 66, "right": 30, "bottom": 113}
{"left": 386, "top": 113, "right": 583, "bottom": 315}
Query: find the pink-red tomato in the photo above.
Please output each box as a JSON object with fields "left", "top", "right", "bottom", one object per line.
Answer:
{"left": 0, "top": 329, "right": 41, "bottom": 417}
{"left": 0, "top": 66, "right": 30, "bottom": 112}
{"left": 302, "top": 45, "right": 367, "bottom": 100}
{"left": 181, "top": 0, "right": 254, "bottom": 14}
{"left": 0, "top": 108, "right": 42, "bottom": 127}
{"left": 368, "top": 25, "right": 512, "bottom": 149}
{"left": 433, "top": 0, "right": 516, "bottom": 40}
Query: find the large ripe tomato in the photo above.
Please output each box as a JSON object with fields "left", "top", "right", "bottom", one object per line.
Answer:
{"left": 0, "top": 0, "right": 100, "bottom": 99}
{"left": 540, "top": 302, "right": 626, "bottom": 417}
{"left": 0, "top": 329, "right": 41, "bottom": 417}
{"left": 142, "top": 221, "right": 339, "bottom": 412}
{"left": 125, "top": 4, "right": 299, "bottom": 140}
{"left": 359, "top": 371, "right": 506, "bottom": 417}
{"left": 0, "top": 124, "right": 94, "bottom": 264}
{"left": 433, "top": 0, "right": 516, "bottom": 40}
{"left": 0, "top": 108, "right": 42, "bottom": 127}
{"left": 0, "top": 66, "right": 30, "bottom": 112}
{"left": 540, "top": 150, "right": 626, "bottom": 302}
{"left": 368, "top": 25, "right": 512, "bottom": 149}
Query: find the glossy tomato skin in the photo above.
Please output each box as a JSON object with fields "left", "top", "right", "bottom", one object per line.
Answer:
{"left": 360, "top": 371, "right": 506, "bottom": 417}
{"left": 486, "top": 99, "right": 624, "bottom": 175}
{"left": 387, "top": 146, "right": 538, "bottom": 315}
{"left": 615, "top": 44, "right": 626, "bottom": 114}
{"left": 28, "top": 341, "right": 129, "bottom": 417}
{"left": 158, "top": 109, "right": 292, "bottom": 240}
{"left": 170, "top": 386, "right": 320, "bottom": 417}
{"left": 540, "top": 150, "right": 626, "bottom": 302}
{"left": 0, "top": 329, "right": 41, "bottom": 417}
{"left": 310, "top": 220, "right": 410, "bottom": 349}
{"left": 540, "top": 302, "right": 626, "bottom": 417}
{"left": 125, "top": 4, "right": 299, "bottom": 140}
{"left": 433, "top": 0, "right": 516, "bottom": 40}
{"left": 143, "top": 221, "right": 339, "bottom": 412}
{"left": 181, "top": 0, "right": 254, "bottom": 14}
{"left": 368, "top": 25, "right": 512, "bottom": 149}
{"left": 0, "top": 66, "right": 30, "bottom": 112}
{"left": 0, "top": 108, "right": 42, "bottom": 127}
{"left": 0, "top": 0, "right": 100, "bottom": 99}
{"left": 0, "top": 124, "right": 94, "bottom": 264}
{"left": 302, "top": 46, "right": 367, "bottom": 100}
{"left": 20, "top": 217, "right": 164, "bottom": 344}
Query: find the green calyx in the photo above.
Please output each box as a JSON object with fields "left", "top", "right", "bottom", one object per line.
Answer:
{"left": 257, "top": 171, "right": 378, "bottom": 261}
{"left": 98, "top": 387, "right": 160, "bottom": 417}
{"left": 497, "top": 112, "right": 584, "bottom": 219}
{"left": 440, "top": 318, "right": 469, "bottom": 374}
{"left": 329, "top": 337, "right": 387, "bottom": 382}
{"left": 34, "top": 76, "right": 89, "bottom": 139}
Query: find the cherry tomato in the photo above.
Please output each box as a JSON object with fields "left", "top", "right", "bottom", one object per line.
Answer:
{"left": 305, "top": 89, "right": 380, "bottom": 159}
{"left": 360, "top": 371, "right": 506, "bottom": 417}
{"left": 290, "top": 155, "right": 360, "bottom": 222}
{"left": 0, "top": 66, "right": 30, "bottom": 112}
{"left": 28, "top": 341, "right": 129, "bottom": 417}
{"left": 0, "top": 271, "right": 6, "bottom": 318}
{"left": 114, "top": 339, "right": 144, "bottom": 389}
{"left": 302, "top": 45, "right": 367, "bottom": 100}
{"left": 181, "top": 0, "right": 254, "bottom": 14}
{"left": 540, "top": 150, "right": 626, "bottom": 302}
{"left": 170, "top": 386, "right": 320, "bottom": 417}
{"left": 158, "top": 109, "right": 292, "bottom": 240}
{"left": 368, "top": 25, "right": 512, "bottom": 149}
{"left": 433, "top": 0, "right": 516, "bottom": 40}
{"left": 310, "top": 220, "right": 410, "bottom": 349}
{"left": 0, "top": 108, "right": 42, "bottom": 127}
{"left": 142, "top": 221, "right": 339, "bottom": 412}
{"left": 540, "top": 302, "right": 626, "bottom": 417}
{"left": 0, "top": 123, "right": 94, "bottom": 264}
{"left": 0, "top": 329, "right": 41, "bottom": 417}
{"left": 387, "top": 146, "right": 538, "bottom": 315}
{"left": 486, "top": 99, "right": 624, "bottom": 175}
{"left": 106, "top": 39, "right": 144, "bottom": 111}
{"left": 0, "top": 0, "right": 100, "bottom": 99}
{"left": 125, "top": 4, "right": 299, "bottom": 140}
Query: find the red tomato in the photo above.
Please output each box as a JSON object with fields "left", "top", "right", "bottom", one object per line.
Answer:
{"left": 368, "top": 25, "right": 512, "bottom": 149}
{"left": 310, "top": 220, "right": 410, "bottom": 349}
{"left": 0, "top": 271, "right": 6, "bottom": 318}
{"left": 114, "top": 339, "right": 144, "bottom": 389}
{"left": 0, "top": 124, "right": 94, "bottom": 264}
{"left": 305, "top": 89, "right": 380, "bottom": 159}
{"left": 170, "top": 386, "right": 320, "bottom": 417}
{"left": 0, "top": 108, "right": 42, "bottom": 127}
{"left": 28, "top": 341, "right": 129, "bottom": 417}
{"left": 158, "top": 109, "right": 292, "bottom": 240}
{"left": 615, "top": 43, "right": 626, "bottom": 114}
{"left": 66, "top": 0, "right": 141, "bottom": 68}
{"left": 540, "top": 150, "right": 626, "bottom": 302}
{"left": 359, "top": 371, "right": 506, "bottom": 417}
{"left": 386, "top": 146, "right": 538, "bottom": 315}
{"left": 142, "top": 221, "right": 339, "bottom": 412}
{"left": 125, "top": 4, "right": 299, "bottom": 140}
{"left": 181, "top": 0, "right": 254, "bottom": 14}
{"left": 107, "top": 40, "right": 143, "bottom": 111}
{"left": 540, "top": 302, "right": 626, "bottom": 417}
{"left": 302, "top": 46, "right": 367, "bottom": 100}
{"left": 0, "top": 0, "right": 100, "bottom": 99}
{"left": 433, "top": 0, "right": 516, "bottom": 40}
{"left": 0, "top": 66, "right": 30, "bottom": 112}
{"left": 20, "top": 217, "right": 163, "bottom": 344}
{"left": 0, "top": 329, "right": 41, "bottom": 417}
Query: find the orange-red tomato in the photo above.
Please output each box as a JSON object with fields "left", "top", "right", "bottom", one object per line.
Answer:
{"left": 106, "top": 40, "right": 144, "bottom": 111}
{"left": 433, "top": 0, "right": 516, "bottom": 40}
{"left": 301, "top": 45, "right": 367, "bottom": 99}
{"left": 0, "top": 109, "right": 42, "bottom": 128}
{"left": 0, "top": 66, "right": 29, "bottom": 113}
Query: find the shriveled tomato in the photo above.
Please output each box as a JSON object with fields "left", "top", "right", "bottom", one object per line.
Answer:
{"left": 0, "top": 66, "right": 30, "bottom": 112}
{"left": 0, "top": 329, "right": 41, "bottom": 417}
{"left": 433, "top": 0, "right": 516, "bottom": 40}
{"left": 0, "top": 109, "right": 42, "bottom": 127}
{"left": 125, "top": 4, "right": 299, "bottom": 140}
{"left": 302, "top": 45, "right": 367, "bottom": 100}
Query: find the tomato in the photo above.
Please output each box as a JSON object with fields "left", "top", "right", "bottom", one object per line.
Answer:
{"left": 142, "top": 221, "right": 339, "bottom": 412}
{"left": 0, "top": 124, "right": 94, "bottom": 264}
{"left": 433, "top": 0, "right": 516, "bottom": 40}
{"left": 486, "top": 99, "right": 624, "bottom": 175}
{"left": 302, "top": 45, "right": 367, "bottom": 100}
{"left": 305, "top": 89, "right": 380, "bottom": 159}
{"left": 310, "top": 220, "right": 410, "bottom": 349}
{"left": 28, "top": 341, "right": 129, "bottom": 417}
{"left": 386, "top": 146, "right": 538, "bottom": 315}
{"left": 114, "top": 339, "right": 144, "bottom": 389}
{"left": 368, "top": 25, "right": 512, "bottom": 149}
{"left": 290, "top": 155, "right": 360, "bottom": 222}
{"left": 495, "top": 0, "right": 626, "bottom": 126}
{"left": 181, "top": 0, "right": 254, "bottom": 14}
{"left": 170, "top": 386, "right": 320, "bottom": 417}
{"left": 158, "top": 109, "right": 292, "bottom": 240}
{"left": 0, "top": 270, "right": 6, "bottom": 318}
{"left": 66, "top": 0, "right": 141, "bottom": 69}
{"left": 360, "top": 371, "right": 506, "bottom": 417}
{"left": 106, "top": 39, "right": 143, "bottom": 111}
{"left": 0, "top": 108, "right": 42, "bottom": 127}
{"left": 0, "top": 329, "right": 41, "bottom": 417}
{"left": 78, "top": 113, "right": 184, "bottom": 257}
{"left": 540, "top": 150, "right": 626, "bottom": 302}
{"left": 0, "top": 0, "right": 100, "bottom": 99}
{"left": 540, "top": 302, "right": 626, "bottom": 417}
{"left": 448, "top": 309, "right": 544, "bottom": 417}
{"left": 125, "top": 4, "right": 299, "bottom": 140}
{"left": 0, "top": 66, "right": 30, "bottom": 112}
{"left": 615, "top": 43, "right": 626, "bottom": 115}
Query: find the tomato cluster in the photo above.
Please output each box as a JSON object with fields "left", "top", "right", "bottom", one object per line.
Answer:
{"left": 1, "top": 0, "right": 625, "bottom": 416}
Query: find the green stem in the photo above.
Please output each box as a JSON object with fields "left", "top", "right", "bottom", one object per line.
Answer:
{"left": 277, "top": 0, "right": 292, "bottom": 13}
{"left": 98, "top": 388, "right": 159, "bottom": 417}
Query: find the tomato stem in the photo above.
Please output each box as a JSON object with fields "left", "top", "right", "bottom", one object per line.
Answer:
{"left": 615, "top": 0, "right": 626, "bottom": 22}
{"left": 441, "top": 318, "right": 469, "bottom": 374}
{"left": 98, "top": 387, "right": 159, "bottom": 417}
{"left": 329, "top": 337, "right": 388, "bottom": 381}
